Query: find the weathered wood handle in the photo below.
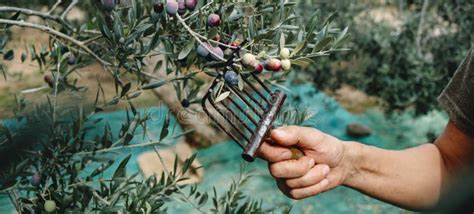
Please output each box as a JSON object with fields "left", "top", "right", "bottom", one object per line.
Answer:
{"left": 289, "top": 146, "right": 304, "bottom": 159}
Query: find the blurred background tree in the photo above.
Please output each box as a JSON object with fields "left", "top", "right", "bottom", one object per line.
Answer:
{"left": 298, "top": 0, "right": 472, "bottom": 115}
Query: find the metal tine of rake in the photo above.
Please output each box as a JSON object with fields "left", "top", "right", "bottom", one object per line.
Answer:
{"left": 241, "top": 73, "right": 271, "bottom": 104}
{"left": 225, "top": 85, "right": 264, "bottom": 117}
{"left": 250, "top": 72, "right": 272, "bottom": 94}
{"left": 200, "top": 40, "right": 251, "bottom": 148}
{"left": 225, "top": 90, "right": 259, "bottom": 126}
{"left": 201, "top": 39, "right": 288, "bottom": 162}
{"left": 223, "top": 40, "right": 265, "bottom": 118}
{"left": 207, "top": 93, "right": 251, "bottom": 142}
{"left": 202, "top": 81, "right": 246, "bottom": 149}
{"left": 211, "top": 92, "right": 255, "bottom": 134}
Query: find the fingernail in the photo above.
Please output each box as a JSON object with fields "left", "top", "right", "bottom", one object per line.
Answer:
{"left": 272, "top": 129, "right": 286, "bottom": 138}
{"left": 320, "top": 179, "right": 329, "bottom": 187}
{"left": 323, "top": 165, "right": 330, "bottom": 176}
{"left": 308, "top": 158, "right": 315, "bottom": 167}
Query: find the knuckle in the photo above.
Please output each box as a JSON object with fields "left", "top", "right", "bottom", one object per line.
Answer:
{"left": 299, "top": 175, "right": 312, "bottom": 186}
{"left": 295, "top": 169, "right": 307, "bottom": 178}
{"left": 285, "top": 179, "right": 296, "bottom": 189}
{"left": 269, "top": 164, "right": 284, "bottom": 178}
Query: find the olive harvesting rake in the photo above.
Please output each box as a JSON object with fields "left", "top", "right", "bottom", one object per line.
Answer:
{"left": 201, "top": 41, "right": 301, "bottom": 162}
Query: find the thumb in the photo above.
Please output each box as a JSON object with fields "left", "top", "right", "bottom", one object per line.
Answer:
{"left": 271, "top": 126, "right": 325, "bottom": 149}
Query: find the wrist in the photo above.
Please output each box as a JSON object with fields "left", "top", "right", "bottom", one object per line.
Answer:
{"left": 341, "top": 141, "right": 364, "bottom": 186}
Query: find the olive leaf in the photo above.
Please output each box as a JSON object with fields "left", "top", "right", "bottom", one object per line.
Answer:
{"left": 215, "top": 91, "right": 230, "bottom": 103}
{"left": 178, "top": 40, "right": 195, "bottom": 60}
{"left": 142, "top": 80, "right": 168, "bottom": 90}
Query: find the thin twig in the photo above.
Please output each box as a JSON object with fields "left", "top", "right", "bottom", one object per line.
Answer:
{"left": 83, "top": 35, "right": 103, "bottom": 45}
{"left": 74, "top": 140, "right": 167, "bottom": 156}
{"left": 193, "top": 33, "right": 237, "bottom": 50}
{"left": 71, "top": 130, "right": 192, "bottom": 156}
{"left": 176, "top": 14, "right": 226, "bottom": 62}
{"left": 416, "top": 0, "right": 429, "bottom": 57}
{"left": 60, "top": 0, "right": 78, "bottom": 20}
{"left": 93, "top": 190, "right": 111, "bottom": 206}
{"left": 182, "top": 1, "right": 213, "bottom": 22}
{"left": 52, "top": 52, "right": 61, "bottom": 123}
{"left": 7, "top": 190, "right": 19, "bottom": 212}
{"left": 48, "top": 0, "right": 63, "bottom": 15}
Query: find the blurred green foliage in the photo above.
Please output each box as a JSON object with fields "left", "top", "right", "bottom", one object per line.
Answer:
{"left": 299, "top": 0, "right": 473, "bottom": 115}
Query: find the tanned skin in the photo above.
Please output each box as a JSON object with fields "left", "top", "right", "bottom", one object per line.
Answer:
{"left": 258, "top": 120, "right": 474, "bottom": 211}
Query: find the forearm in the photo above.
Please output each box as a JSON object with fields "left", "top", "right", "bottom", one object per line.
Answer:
{"left": 342, "top": 142, "right": 448, "bottom": 210}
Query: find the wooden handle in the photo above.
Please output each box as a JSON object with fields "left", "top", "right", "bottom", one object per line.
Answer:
{"left": 289, "top": 146, "right": 304, "bottom": 159}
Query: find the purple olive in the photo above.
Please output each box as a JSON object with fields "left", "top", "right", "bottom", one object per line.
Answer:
{"left": 210, "top": 46, "right": 224, "bottom": 60}
{"left": 166, "top": 1, "right": 179, "bottom": 16}
{"left": 177, "top": 0, "right": 186, "bottom": 15}
{"left": 224, "top": 71, "right": 239, "bottom": 86}
{"left": 207, "top": 14, "right": 221, "bottom": 27}
{"left": 101, "top": 0, "right": 115, "bottom": 12}
{"left": 153, "top": 2, "right": 164, "bottom": 13}
{"left": 185, "top": 0, "right": 197, "bottom": 10}
{"left": 67, "top": 54, "right": 76, "bottom": 65}
{"left": 253, "top": 63, "right": 263, "bottom": 73}
{"left": 181, "top": 99, "right": 190, "bottom": 108}
{"left": 266, "top": 58, "right": 282, "bottom": 72}
{"left": 197, "top": 44, "right": 210, "bottom": 57}
{"left": 31, "top": 173, "right": 41, "bottom": 186}
{"left": 44, "top": 75, "right": 54, "bottom": 88}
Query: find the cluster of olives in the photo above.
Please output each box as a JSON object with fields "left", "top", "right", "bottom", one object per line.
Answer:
{"left": 196, "top": 43, "right": 223, "bottom": 61}
{"left": 223, "top": 48, "right": 293, "bottom": 87}
{"left": 242, "top": 48, "right": 292, "bottom": 73}
{"left": 155, "top": 0, "right": 222, "bottom": 28}
{"left": 154, "top": 0, "right": 198, "bottom": 16}
{"left": 28, "top": 173, "right": 56, "bottom": 212}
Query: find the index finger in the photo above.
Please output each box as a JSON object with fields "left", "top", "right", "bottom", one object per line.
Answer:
{"left": 258, "top": 141, "right": 293, "bottom": 163}
{"left": 271, "top": 126, "right": 326, "bottom": 149}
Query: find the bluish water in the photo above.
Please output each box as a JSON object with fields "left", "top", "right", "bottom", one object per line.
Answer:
{"left": 0, "top": 83, "right": 447, "bottom": 213}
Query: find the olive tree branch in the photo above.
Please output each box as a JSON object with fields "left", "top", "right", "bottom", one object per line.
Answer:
{"left": 0, "top": 6, "right": 73, "bottom": 31}
{"left": 193, "top": 32, "right": 236, "bottom": 50}
{"left": 175, "top": 14, "right": 226, "bottom": 62}
{"left": 182, "top": 1, "right": 213, "bottom": 22}
{"left": 0, "top": 6, "right": 58, "bottom": 21}
{"left": 0, "top": 19, "right": 115, "bottom": 75}
{"left": 70, "top": 129, "right": 192, "bottom": 156}
{"left": 151, "top": 145, "right": 206, "bottom": 213}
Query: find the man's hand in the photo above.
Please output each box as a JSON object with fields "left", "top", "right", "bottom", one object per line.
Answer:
{"left": 258, "top": 126, "right": 356, "bottom": 199}
{"left": 259, "top": 121, "right": 474, "bottom": 210}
